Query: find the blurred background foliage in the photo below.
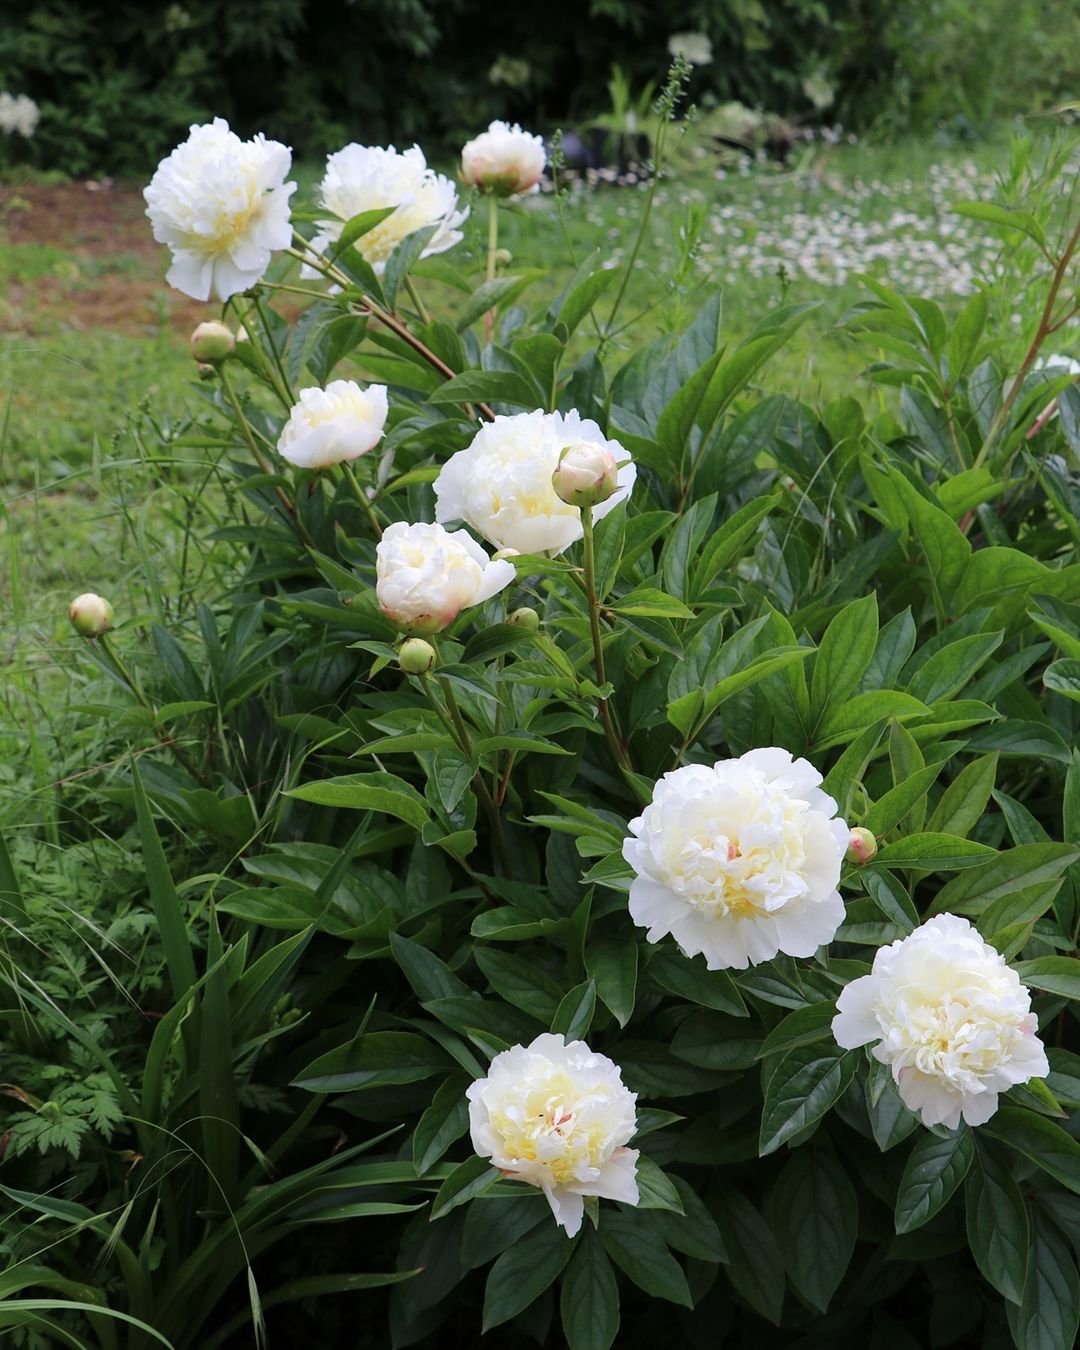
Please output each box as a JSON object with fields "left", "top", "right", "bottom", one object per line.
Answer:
{"left": 2, "top": 0, "right": 1079, "bottom": 178}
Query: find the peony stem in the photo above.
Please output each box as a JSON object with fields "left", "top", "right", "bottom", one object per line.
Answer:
{"left": 581, "top": 505, "right": 634, "bottom": 777}
{"left": 420, "top": 667, "right": 511, "bottom": 875}
{"left": 288, "top": 237, "right": 496, "bottom": 420}
{"left": 484, "top": 195, "right": 499, "bottom": 345}
{"left": 218, "top": 364, "right": 316, "bottom": 548}
{"left": 404, "top": 275, "right": 431, "bottom": 325}
{"left": 98, "top": 634, "right": 206, "bottom": 784}
{"left": 976, "top": 213, "right": 1080, "bottom": 469}
{"left": 340, "top": 461, "right": 383, "bottom": 540}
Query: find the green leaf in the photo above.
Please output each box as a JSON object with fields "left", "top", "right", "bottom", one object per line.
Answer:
{"left": 1044, "top": 659, "right": 1080, "bottom": 701}
{"left": 647, "top": 951, "right": 747, "bottom": 1015}
{"left": 413, "top": 1074, "right": 471, "bottom": 1176}
{"left": 483, "top": 1222, "right": 577, "bottom": 1331}
{"left": 756, "top": 1001, "right": 837, "bottom": 1059}
{"left": 292, "top": 1032, "right": 447, "bottom": 1093}
{"left": 758, "top": 1044, "right": 857, "bottom": 1156}
{"left": 927, "top": 844, "right": 1080, "bottom": 918}
{"left": 551, "top": 980, "right": 597, "bottom": 1043}
{"left": 560, "top": 1229, "right": 620, "bottom": 1350}
{"left": 633, "top": 1156, "right": 685, "bottom": 1213}
{"left": 885, "top": 468, "right": 971, "bottom": 613}
{"left": 1006, "top": 1211, "right": 1080, "bottom": 1350}
{"left": 585, "top": 934, "right": 638, "bottom": 1028}
{"left": 952, "top": 200, "right": 1046, "bottom": 248}
{"left": 965, "top": 1145, "right": 1029, "bottom": 1304}
{"left": 287, "top": 772, "right": 430, "bottom": 830}
{"left": 982, "top": 1108, "right": 1080, "bottom": 1195}
{"left": 475, "top": 948, "right": 564, "bottom": 1022}
{"left": 816, "top": 691, "right": 931, "bottom": 748}
{"left": 611, "top": 587, "right": 694, "bottom": 619}
{"left": 600, "top": 1209, "right": 693, "bottom": 1307}
{"left": 873, "top": 833, "right": 997, "bottom": 870}
{"left": 132, "top": 761, "right": 197, "bottom": 1003}
{"left": 430, "top": 1155, "right": 500, "bottom": 1220}
{"left": 427, "top": 369, "right": 539, "bottom": 408}
{"left": 1012, "top": 957, "right": 1080, "bottom": 999}
{"left": 893, "top": 1127, "right": 974, "bottom": 1234}
{"left": 810, "top": 592, "right": 878, "bottom": 726}
{"left": 769, "top": 1149, "right": 856, "bottom": 1313}
{"left": 554, "top": 269, "right": 617, "bottom": 337}
{"left": 714, "top": 1187, "right": 785, "bottom": 1324}
{"left": 927, "top": 754, "right": 999, "bottom": 838}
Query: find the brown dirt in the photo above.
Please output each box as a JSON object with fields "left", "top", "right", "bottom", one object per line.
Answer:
{"left": 0, "top": 180, "right": 215, "bottom": 336}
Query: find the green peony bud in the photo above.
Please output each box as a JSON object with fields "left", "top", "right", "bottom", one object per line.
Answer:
{"left": 68, "top": 592, "right": 114, "bottom": 638}
{"left": 552, "top": 441, "right": 619, "bottom": 509}
{"left": 508, "top": 606, "right": 540, "bottom": 631}
{"left": 190, "top": 320, "right": 235, "bottom": 364}
{"left": 398, "top": 637, "right": 437, "bottom": 674}
{"left": 846, "top": 827, "right": 878, "bottom": 865}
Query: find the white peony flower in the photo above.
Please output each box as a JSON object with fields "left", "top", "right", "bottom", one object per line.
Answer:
{"left": 277, "top": 380, "right": 389, "bottom": 470}
{"left": 832, "top": 914, "right": 1050, "bottom": 1130}
{"left": 461, "top": 121, "right": 546, "bottom": 196}
{"left": 376, "top": 520, "right": 515, "bottom": 634}
{"left": 623, "top": 748, "right": 849, "bottom": 971}
{"left": 144, "top": 118, "right": 295, "bottom": 302}
{"left": 467, "top": 1032, "right": 639, "bottom": 1238}
{"left": 434, "top": 410, "right": 635, "bottom": 555}
{"left": 307, "top": 143, "right": 467, "bottom": 275}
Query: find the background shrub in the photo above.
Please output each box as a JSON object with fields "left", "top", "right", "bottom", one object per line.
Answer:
{"left": 3, "top": 0, "right": 1079, "bottom": 177}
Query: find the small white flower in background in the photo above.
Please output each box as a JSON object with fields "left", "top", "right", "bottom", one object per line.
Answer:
{"left": 461, "top": 121, "right": 546, "bottom": 196}
{"left": 277, "top": 380, "right": 389, "bottom": 470}
{"left": 434, "top": 409, "right": 635, "bottom": 555}
{"left": 0, "top": 92, "right": 40, "bottom": 138}
{"left": 376, "top": 520, "right": 516, "bottom": 635}
{"left": 467, "top": 1032, "right": 639, "bottom": 1238}
{"left": 1034, "top": 354, "right": 1080, "bottom": 379}
{"left": 144, "top": 118, "right": 295, "bottom": 302}
{"left": 623, "top": 748, "right": 849, "bottom": 971}
{"left": 307, "top": 144, "right": 467, "bottom": 275}
{"left": 831, "top": 913, "right": 1050, "bottom": 1130}
{"left": 667, "top": 32, "right": 713, "bottom": 66}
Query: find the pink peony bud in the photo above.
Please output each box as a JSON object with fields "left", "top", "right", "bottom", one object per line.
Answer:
{"left": 847, "top": 827, "right": 878, "bottom": 865}
{"left": 68, "top": 592, "right": 114, "bottom": 638}
{"left": 190, "top": 320, "right": 235, "bottom": 363}
{"left": 551, "top": 442, "right": 619, "bottom": 509}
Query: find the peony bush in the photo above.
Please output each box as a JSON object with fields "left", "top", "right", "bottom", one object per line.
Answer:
{"left": 6, "top": 84, "right": 1080, "bottom": 1350}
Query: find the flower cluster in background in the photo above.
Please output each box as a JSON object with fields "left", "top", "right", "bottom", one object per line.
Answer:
{"left": 0, "top": 91, "right": 39, "bottom": 138}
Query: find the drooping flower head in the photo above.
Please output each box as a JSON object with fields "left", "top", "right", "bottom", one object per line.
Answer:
{"left": 461, "top": 121, "right": 546, "bottom": 196}
{"left": 144, "top": 118, "right": 296, "bottom": 302}
{"left": 467, "top": 1033, "right": 639, "bottom": 1238}
{"left": 623, "top": 748, "right": 849, "bottom": 971}
{"left": 277, "top": 381, "right": 389, "bottom": 470}
{"left": 832, "top": 914, "right": 1049, "bottom": 1130}
{"left": 376, "top": 520, "right": 515, "bottom": 635}
{"left": 434, "top": 409, "right": 635, "bottom": 556}
{"left": 307, "top": 143, "right": 467, "bottom": 275}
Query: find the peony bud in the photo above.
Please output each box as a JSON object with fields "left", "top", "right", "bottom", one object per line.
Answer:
{"left": 68, "top": 592, "right": 114, "bottom": 638}
{"left": 195, "top": 361, "right": 216, "bottom": 380}
{"left": 552, "top": 442, "right": 619, "bottom": 509}
{"left": 190, "top": 320, "right": 236, "bottom": 363}
{"left": 398, "top": 637, "right": 437, "bottom": 674}
{"left": 493, "top": 247, "right": 513, "bottom": 267}
{"left": 508, "top": 606, "right": 540, "bottom": 631}
{"left": 847, "top": 827, "right": 878, "bottom": 865}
